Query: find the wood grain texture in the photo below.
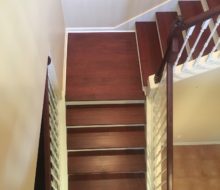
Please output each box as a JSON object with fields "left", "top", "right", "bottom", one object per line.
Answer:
{"left": 66, "top": 33, "right": 144, "bottom": 101}
{"left": 66, "top": 104, "right": 146, "bottom": 126}
{"left": 68, "top": 149, "right": 146, "bottom": 174}
{"left": 179, "top": 1, "right": 215, "bottom": 58}
{"left": 67, "top": 126, "right": 146, "bottom": 150}
{"left": 135, "top": 22, "right": 162, "bottom": 86}
{"left": 156, "top": 12, "right": 188, "bottom": 64}
{"left": 69, "top": 173, "right": 146, "bottom": 190}
{"left": 207, "top": 0, "right": 220, "bottom": 35}
{"left": 174, "top": 145, "right": 220, "bottom": 190}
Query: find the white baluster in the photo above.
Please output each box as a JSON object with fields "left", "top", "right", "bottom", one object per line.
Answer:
{"left": 174, "top": 26, "right": 196, "bottom": 68}
{"left": 194, "top": 17, "right": 220, "bottom": 67}
{"left": 182, "top": 19, "right": 211, "bottom": 71}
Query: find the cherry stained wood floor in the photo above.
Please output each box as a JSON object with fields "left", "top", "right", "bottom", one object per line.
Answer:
{"left": 66, "top": 33, "right": 144, "bottom": 101}
{"left": 135, "top": 22, "right": 162, "bottom": 87}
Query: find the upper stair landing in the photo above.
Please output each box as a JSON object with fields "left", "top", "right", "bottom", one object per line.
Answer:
{"left": 66, "top": 33, "right": 145, "bottom": 101}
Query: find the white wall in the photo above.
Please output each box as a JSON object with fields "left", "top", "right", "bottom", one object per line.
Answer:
{"left": 62, "top": 0, "right": 169, "bottom": 28}
{"left": 174, "top": 68, "right": 220, "bottom": 145}
{"left": 0, "top": 0, "right": 65, "bottom": 189}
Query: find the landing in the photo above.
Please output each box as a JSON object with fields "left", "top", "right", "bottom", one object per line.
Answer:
{"left": 66, "top": 33, "right": 144, "bottom": 101}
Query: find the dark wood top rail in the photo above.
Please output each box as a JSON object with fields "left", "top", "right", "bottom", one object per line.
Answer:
{"left": 155, "top": 5, "right": 220, "bottom": 83}
{"left": 35, "top": 58, "right": 51, "bottom": 190}
{"left": 153, "top": 5, "right": 220, "bottom": 190}
{"left": 182, "top": 5, "right": 220, "bottom": 30}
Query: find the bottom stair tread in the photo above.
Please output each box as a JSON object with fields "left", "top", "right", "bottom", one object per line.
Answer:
{"left": 69, "top": 173, "right": 146, "bottom": 190}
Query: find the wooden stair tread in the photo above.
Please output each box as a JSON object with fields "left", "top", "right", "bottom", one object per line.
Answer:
{"left": 179, "top": 1, "right": 215, "bottom": 58}
{"left": 207, "top": 0, "right": 220, "bottom": 35}
{"left": 68, "top": 149, "right": 146, "bottom": 174}
{"left": 66, "top": 104, "right": 146, "bottom": 126}
{"left": 67, "top": 126, "right": 146, "bottom": 150}
{"left": 135, "top": 22, "right": 162, "bottom": 87}
{"left": 156, "top": 12, "right": 188, "bottom": 64}
{"left": 66, "top": 33, "right": 144, "bottom": 101}
{"left": 69, "top": 173, "right": 146, "bottom": 190}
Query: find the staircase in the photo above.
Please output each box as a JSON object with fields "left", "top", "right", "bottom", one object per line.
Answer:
{"left": 65, "top": 0, "right": 220, "bottom": 190}
{"left": 66, "top": 33, "right": 147, "bottom": 190}
{"left": 136, "top": 0, "right": 220, "bottom": 90}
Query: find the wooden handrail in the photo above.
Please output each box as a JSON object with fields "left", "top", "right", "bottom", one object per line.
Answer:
{"left": 182, "top": 5, "right": 220, "bottom": 30}
{"left": 153, "top": 5, "right": 220, "bottom": 190}
{"left": 34, "top": 58, "right": 51, "bottom": 190}
{"left": 154, "top": 5, "right": 220, "bottom": 83}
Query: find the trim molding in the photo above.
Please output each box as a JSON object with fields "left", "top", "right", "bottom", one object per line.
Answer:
{"left": 174, "top": 141, "right": 220, "bottom": 146}
{"left": 66, "top": 27, "right": 135, "bottom": 33}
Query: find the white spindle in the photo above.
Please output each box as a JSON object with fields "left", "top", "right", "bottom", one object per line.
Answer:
{"left": 194, "top": 17, "right": 220, "bottom": 66}
{"left": 48, "top": 74, "right": 60, "bottom": 190}
{"left": 206, "top": 37, "right": 220, "bottom": 63}
{"left": 154, "top": 168, "right": 166, "bottom": 180}
{"left": 182, "top": 19, "right": 211, "bottom": 71}
{"left": 155, "top": 181, "right": 167, "bottom": 190}
{"left": 154, "top": 156, "right": 167, "bottom": 170}
{"left": 174, "top": 26, "right": 196, "bottom": 67}
{"left": 51, "top": 169, "right": 60, "bottom": 184}
{"left": 51, "top": 156, "right": 59, "bottom": 172}
{"left": 147, "top": 63, "right": 168, "bottom": 190}
{"left": 51, "top": 181, "right": 58, "bottom": 190}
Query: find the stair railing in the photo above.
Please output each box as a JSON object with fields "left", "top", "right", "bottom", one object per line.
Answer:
{"left": 147, "top": 36, "right": 178, "bottom": 190}
{"left": 147, "top": 5, "right": 220, "bottom": 190}
{"left": 35, "top": 59, "right": 61, "bottom": 190}
{"left": 155, "top": 5, "right": 220, "bottom": 83}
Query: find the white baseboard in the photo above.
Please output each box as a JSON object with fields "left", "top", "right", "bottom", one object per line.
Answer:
{"left": 174, "top": 141, "right": 220, "bottom": 146}
{"left": 66, "top": 27, "right": 135, "bottom": 33}
{"left": 66, "top": 27, "right": 117, "bottom": 33}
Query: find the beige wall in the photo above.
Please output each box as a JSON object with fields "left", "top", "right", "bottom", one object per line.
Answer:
{"left": 62, "top": 0, "right": 168, "bottom": 28}
{"left": 174, "top": 68, "right": 220, "bottom": 144}
{"left": 0, "top": 0, "right": 65, "bottom": 190}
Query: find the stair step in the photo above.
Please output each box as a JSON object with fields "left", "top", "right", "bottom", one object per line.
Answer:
{"left": 66, "top": 33, "right": 144, "bottom": 101}
{"left": 66, "top": 104, "right": 146, "bottom": 126}
{"left": 207, "top": 0, "right": 220, "bottom": 35}
{"left": 69, "top": 173, "right": 146, "bottom": 190}
{"left": 68, "top": 149, "right": 146, "bottom": 174}
{"left": 135, "top": 22, "right": 162, "bottom": 87}
{"left": 179, "top": 1, "right": 215, "bottom": 58}
{"left": 67, "top": 126, "right": 146, "bottom": 150}
{"left": 156, "top": 12, "right": 188, "bottom": 64}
